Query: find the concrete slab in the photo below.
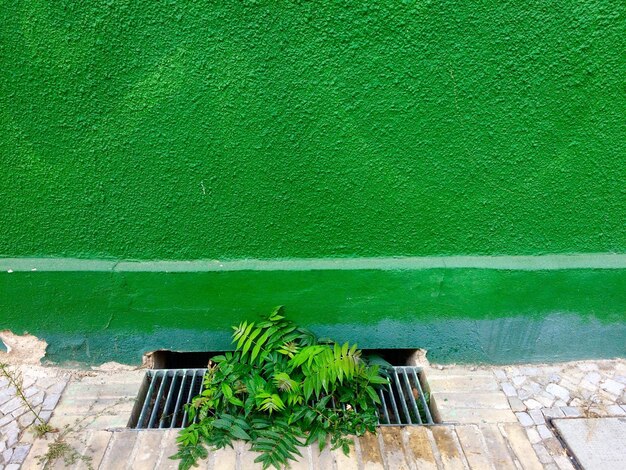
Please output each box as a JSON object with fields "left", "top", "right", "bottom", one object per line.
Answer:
{"left": 553, "top": 417, "right": 626, "bottom": 470}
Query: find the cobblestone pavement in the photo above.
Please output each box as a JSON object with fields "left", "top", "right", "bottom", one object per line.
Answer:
{"left": 0, "top": 358, "right": 624, "bottom": 469}
{"left": 493, "top": 359, "right": 626, "bottom": 470}
{"left": 0, "top": 365, "right": 69, "bottom": 469}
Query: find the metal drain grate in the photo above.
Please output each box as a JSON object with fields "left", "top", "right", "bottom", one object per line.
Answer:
{"left": 129, "top": 366, "right": 433, "bottom": 429}
{"left": 378, "top": 366, "right": 434, "bottom": 425}
{"left": 129, "top": 369, "right": 206, "bottom": 429}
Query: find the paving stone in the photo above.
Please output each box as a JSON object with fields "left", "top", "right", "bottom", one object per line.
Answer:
{"left": 548, "top": 373, "right": 562, "bottom": 383}
{"left": 213, "top": 444, "right": 237, "bottom": 470}
{"left": 494, "top": 370, "right": 507, "bottom": 380}
{"left": 2, "top": 448, "right": 13, "bottom": 464}
{"left": 543, "top": 437, "right": 567, "bottom": 456}
{"left": 515, "top": 412, "right": 534, "bottom": 427}
{"left": 428, "top": 375, "right": 500, "bottom": 392}
{"left": 128, "top": 430, "right": 163, "bottom": 470}
{"left": 501, "top": 383, "right": 517, "bottom": 397}
{"left": 47, "top": 382, "right": 68, "bottom": 395}
{"left": 3, "top": 425, "right": 19, "bottom": 448}
{"left": 479, "top": 424, "right": 517, "bottom": 470}
{"left": 544, "top": 463, "right": 561, "bottom": 470}
{"left": 9, "top": 405, "right": 27, "bottom": 420}
{"left": 524, "top": 399, "right": 542, "bottom": 410}
{"left": 6, "top": 464, "right": 21, "bottom": 470}
{"left": 403, "top": 426, "right": 438, "bottom": 470}
{"left": 436, "top": 407, "right": 517, "bottom": 424}
{"left": 579, "top": 380, "right": 598, "bottom": 392}
{"left": 512, "top": 376, "right": 526, "bottom": 387}
{"left": 18, "top": 411, "right": 36, "bottom": 428}
{"left": 239, "top": 441, "right": 264, "bottom": 470}
{"left": 312, "top": 443, "right": 336, "bottom": 470}
{"left": 532, "top": 443, "right": 553, "bottom": 465}
{"left": 508, "top": 397, "right": 525, "bottom": 412}
{"left": 155, "top": 430, "right": 180, "bottom": 470}
{"left": 546, "top": 384, "right": 570, "bottom": 401}
{"left": 0, "top": 397, "right": 23, "bottom": 415}
{"left": 41, "top": 394, "right": 61, "bottom": 412}
{"left": 552, "top": 454, "right": 577, "bottom": 470}
{"left": 0, "top": 389, "right": 15, "bottom": 406}
{"left": 75, "top": 430, "right": 113, "bottom": 470}
{"left": 536, "top": 392, "right": 555, "bottom": 408}
{"left": 85, "top": 413, "right": 132, "bottom": 430}
{"left": 430, "top": 426, "right": 466, "bottom": 470}
{"left": 38, "top": 410, "right": 52, "bottom": 423}
{"left": 526, "top": 427, "right": 541, "bottom": 444}
{"left": 499, "top": 423, "right": 543, "bottom": 470}
{"left": 30, "top": 392, "right": 44, "bottom": 408}
{"left": 358, "top": 432, "right": 383, "bottom": 470}
{"left": 561, "top": 407, "right": 582, "bottom": 418}
{"left": 0, "top": 413, "right": 15, "bottom": 428}
{"left": 435, "top": 392, "right": 511, "bottom": 410}
{"left": 601, "top": 379, "right": 624, "bottom": 396}
{"left": 10, "top": 427, "right": 52, "bottom": 469}
{"left": 379, "top": 427, "right": 409, "bottom": 470}
{"left": 606, "top": 404, "right": 626, "bottom": 416}
{"left": 553, "top": 417, "right": 626, "bottom": 470}
{"left": 23, "top": 387, "right": 39, "bottom": 399}
{"left": 542, "top": 407, "right": 565, "bottom": 419}
{"left": 455, "top": 425, "right": 493, "bottom": 470}
{"left": 8, "top": 444, "right": 30, "bottom": 464}
{"left": 98, "top": 431, "right": 138, "bottom": 469}
{"left": 536, "top": 424, "right": 553, "bottom": 439}
{"left": 61, "top": 381, "right": 141, "bottom": 400}
{"left": 584, "top": 372, "right": 602, "bottom": 385}
{"left": 528, "top": 409, "right": 546, "bottom": 425}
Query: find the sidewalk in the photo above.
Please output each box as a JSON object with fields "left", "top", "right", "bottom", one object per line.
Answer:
{"left": 1, "top": 358, "right": 624, "bottom": 469}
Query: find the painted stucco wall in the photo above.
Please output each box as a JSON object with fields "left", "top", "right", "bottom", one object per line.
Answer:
{"left": 1, "top": 1, "right": 625, "bottom": 364}
{"left": 1, "top": 1, "right": 625, "bottom": 260}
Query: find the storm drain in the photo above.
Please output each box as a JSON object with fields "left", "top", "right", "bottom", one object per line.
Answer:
{"left": 378, "top": 366, "right": 434, "bottom": 425}
{"left": 129, "top": 366, "right": 434, "bottom": 429}
{"left": 129, "top": 369, "right": 207, "bottom": 429}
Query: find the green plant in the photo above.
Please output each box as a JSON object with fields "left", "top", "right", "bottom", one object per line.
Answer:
{"left": 171, "top": 307, "right": 389, "bottom": 469}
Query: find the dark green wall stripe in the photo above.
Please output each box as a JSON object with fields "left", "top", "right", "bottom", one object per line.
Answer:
{"left": 1, "top": 263, "right": 624, "bottom": 365}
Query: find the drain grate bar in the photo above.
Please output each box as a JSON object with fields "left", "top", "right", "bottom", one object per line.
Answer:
{"left": 377, "top": 366, "right": 433, "bottom": 425}
{"left": 131, "top": 369, "right": 207, "bottom": 429}
{"left": 129, "top": 366, "right": 433, "bottom": 429}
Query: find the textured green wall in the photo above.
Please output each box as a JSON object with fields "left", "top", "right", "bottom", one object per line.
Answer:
{"left": 1, "top": 2, "right": 625, "bottom": 365}
{"left": 1, "top": 1, "right": 625, "bottom": 259}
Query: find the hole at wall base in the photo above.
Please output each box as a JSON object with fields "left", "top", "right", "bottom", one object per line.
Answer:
{"left": 143, "top": 348, "right": 426, "bottom": 369}
{"left": 143, "top": 350, "right": 222, "bottom": 369}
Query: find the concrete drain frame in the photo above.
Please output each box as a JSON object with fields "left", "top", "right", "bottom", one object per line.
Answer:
{"left": 128, "top": 365, "right": 436, "bottom": 430}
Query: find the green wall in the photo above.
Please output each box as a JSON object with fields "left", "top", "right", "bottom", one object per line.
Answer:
{"left": 1, "top": 1, "right": 625, "bottom": 364}
{"left": 1, "top": 1, "right": 625, "bottom": 259}
{"left": 1, "top": 258, "right": 625, "bottom": 365}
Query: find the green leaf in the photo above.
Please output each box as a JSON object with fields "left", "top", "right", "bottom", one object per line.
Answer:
{"left": 212, "top": 418, "right": 233, "bottom": 430}
{"left": 230, "top": 425, "right": 251, "bottom": 440}
{"left": 242, "top": 327, "right": 262, "bottom": 356}
{"left": 221, "top": 383, "right": 233, "bottom": 399}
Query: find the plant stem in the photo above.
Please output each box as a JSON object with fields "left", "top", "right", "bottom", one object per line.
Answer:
{"left": 0, "top": 363, "right": 45, "bottom": 425}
